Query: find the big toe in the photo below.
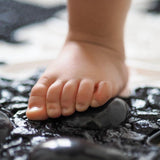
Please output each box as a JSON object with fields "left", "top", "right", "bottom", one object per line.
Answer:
{"left": 26, "top": 76, "right": 53, "bottom": 120}
{"left": 27, "top": 85, "right": 48, "bottom": 120}
{"left": 91, "top": 81, "right": 112, "bottom": 107}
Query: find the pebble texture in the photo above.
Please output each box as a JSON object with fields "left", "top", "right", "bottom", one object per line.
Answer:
{"left": 0, "top": 71, "right": 160, "bottom": 160}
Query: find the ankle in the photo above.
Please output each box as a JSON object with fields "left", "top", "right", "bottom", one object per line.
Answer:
{"left": 65, "top": 31, "right": 125, "bottom": 61}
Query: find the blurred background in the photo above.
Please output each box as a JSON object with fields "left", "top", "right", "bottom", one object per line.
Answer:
{"left": 0, "top": 0, "right": 160, "bottom": 90}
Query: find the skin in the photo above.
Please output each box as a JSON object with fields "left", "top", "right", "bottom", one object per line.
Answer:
{"left": 26, "top": 0, "right": 131, "bottom": 120}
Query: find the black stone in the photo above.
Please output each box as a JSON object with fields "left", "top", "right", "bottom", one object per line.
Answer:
{"left": 131, "top": 98, "right": 146, "bottom": 110}
{"left": 148, "top": 94, "right": 160, "bottom": 108}
{"left": 133, "top": 119, "right": 159, "bottom": 134}
{"left": 120, "top": 130, "right": 146, "bottom": 142}
{"left": 147, "top": 130, "right": 160, "bottom": 146}
{"left": 29, "top": 138, "right": 128, "bottom": 160}
{"left": 132, "top": 110, "right": 160, "bottom": 120}
{"left": 64, "top": 98, "right": 129, "bottom": 129}
{"left": 0, "top": 77, "right": 13, "bottom": 90}
{"left": 0, "top": 111, "right": 13, "bottom": 143}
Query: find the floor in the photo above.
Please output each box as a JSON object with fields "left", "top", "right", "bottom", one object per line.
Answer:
{"left": 0, "top": 0, "right": 160, "bottom": 91}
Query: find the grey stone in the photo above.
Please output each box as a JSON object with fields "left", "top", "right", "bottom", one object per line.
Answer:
{"left": 147, "top": 131, "right": 160, "bottom": 146}
{"left": 29, "top": 138, "right": 128, "bottom": 160}
{"left": 64, "top": 98, "right": 129, "bottom": 129}
{"left": 0, "top": 111, "right": 13, "bottom": 143}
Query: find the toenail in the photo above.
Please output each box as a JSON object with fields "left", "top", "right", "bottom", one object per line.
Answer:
{"left": 28, "top": 106, "right": 41, "bottom": 112}
{"left": 91, "top": 99, "right": 100, "bottom": 107}
{"left": 76, "top": 104, "right": 86, "bottom": 110}
{"left": 48, "top": 107, "right": 56, "bottom": 114}
{"left": 62, "top": 108, "right": 69, "bottom": 114}
{"left": 47, "top": 107, "right": 61, "bottom": 117}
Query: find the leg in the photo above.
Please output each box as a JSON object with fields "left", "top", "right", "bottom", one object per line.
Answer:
{"left": 26, "top": 0, "right": 131, "bottom": 120}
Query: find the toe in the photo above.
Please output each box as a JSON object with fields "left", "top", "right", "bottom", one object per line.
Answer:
{"left": 46, "top": 80, "right": 64, "bottom": 118}
{"left": 61, "top": 80, "right": 78, "bottom": 116}
{"left": 91, "top": 81, "right": 112, "bottom": 107}
{"left": 26, "top": 75, "right": 54, "bottom": 120}
{"left": 26, "top": 96, "right": 47, "bottom": 120}
{"left": 76, "top": 79, "right": 94, "bottom": 112}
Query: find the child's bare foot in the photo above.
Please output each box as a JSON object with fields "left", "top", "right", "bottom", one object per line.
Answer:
{"left": 26, "top": 40, "right": 128, "bottom": 120}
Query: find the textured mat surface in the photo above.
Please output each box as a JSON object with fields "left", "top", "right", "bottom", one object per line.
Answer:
{"left": 1, "top": 71, "right": 160, "bottom": 160}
